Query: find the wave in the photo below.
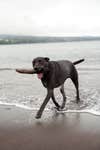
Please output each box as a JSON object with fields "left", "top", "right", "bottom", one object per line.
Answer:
{"left": 0, "top": 101, "right": 100, "bottom": 116}
{"left": 0, "top": 66, "right": 100, "bottom": 72}
{"left": 0, "top": 68, "right": 15, "bottom": 71}
{"left": 53, "top": 108, "right": 100, "bottom": 116}
{"left": 78, "top": 67, "right": 100, "bottom": 71}
{"left": 0, "top": 101, "right": 49, "bottom": 111}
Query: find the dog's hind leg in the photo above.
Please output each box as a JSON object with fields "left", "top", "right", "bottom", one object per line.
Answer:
{"left": 71, "top": 74, "right": 80, "bottom": 103}
{"left": 60, "top": 84, "right": 66, "bottom": 109}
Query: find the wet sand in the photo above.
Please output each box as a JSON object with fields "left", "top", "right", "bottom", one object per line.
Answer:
{"left": 0, "top": 105, "right": 100, "bottom": 150}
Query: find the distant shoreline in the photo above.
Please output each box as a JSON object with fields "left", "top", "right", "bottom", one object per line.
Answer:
{"left": 0, "top": 34, "right": 100, "bottom": 45}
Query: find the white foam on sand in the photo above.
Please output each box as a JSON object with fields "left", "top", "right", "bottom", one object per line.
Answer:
{"left": 54, "top": 109, "right": 100, "bottom": 116}
{"left": 0, "top": 101, "right": 50, "bottom": 111}
{"left": 0, "top": 101, "right": 100, "bottom": 116}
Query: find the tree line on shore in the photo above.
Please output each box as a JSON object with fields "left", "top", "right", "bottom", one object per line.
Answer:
{"left": 0, "top": 35, "right": 100, "bottom": 44}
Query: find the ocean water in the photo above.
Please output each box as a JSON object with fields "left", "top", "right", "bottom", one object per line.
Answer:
{"left": 0, "top": 41, "right": 100, "bottom": 115}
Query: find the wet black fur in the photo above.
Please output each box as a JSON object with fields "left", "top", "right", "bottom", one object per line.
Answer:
{"left": 32, "top": 57, "right": 84, "bottom": 119}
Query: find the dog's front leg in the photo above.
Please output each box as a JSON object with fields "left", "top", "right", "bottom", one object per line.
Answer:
{"left": 35, "top": 89, "right": 53, "bottom": 119}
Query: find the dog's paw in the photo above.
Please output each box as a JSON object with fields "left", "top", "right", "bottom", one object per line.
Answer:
{"left": 54, "top": 106, "right": 62, "bottom": 111}
{"left": 76, "top": 97, "right": 80, "bottom": 103}
{"left": 35, "top": 114, "right": 42, "bottom": 119}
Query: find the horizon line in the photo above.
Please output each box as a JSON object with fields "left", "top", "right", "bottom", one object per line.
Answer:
{"left": 0, "top": 34, "right": 100, "bottom": 37}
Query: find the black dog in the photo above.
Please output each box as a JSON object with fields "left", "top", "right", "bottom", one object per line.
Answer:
{"left": 16, "top": 57, "right": 84, "bottom": 119}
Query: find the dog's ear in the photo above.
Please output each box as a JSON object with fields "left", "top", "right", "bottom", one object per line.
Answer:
{"left": 44, "top": 57, "right": 50, "bottom": 62}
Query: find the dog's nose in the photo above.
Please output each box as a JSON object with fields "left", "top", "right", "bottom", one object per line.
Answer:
{"left": 34, "top": 67, "right": 38, "bottom": 71}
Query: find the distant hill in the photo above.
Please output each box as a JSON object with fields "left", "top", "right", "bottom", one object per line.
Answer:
{"left": 0, "top": 34, "right": 100, "bottom": 44}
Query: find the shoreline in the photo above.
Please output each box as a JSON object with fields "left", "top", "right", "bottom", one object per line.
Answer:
{"left": 0, "top": 102, "right": 100, "bottom": 116}
{"left": 1, "top": 103, "right": 100, "bottom": 126}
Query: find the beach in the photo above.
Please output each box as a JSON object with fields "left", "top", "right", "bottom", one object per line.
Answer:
{"left": 0, "top": 105, "right": 100, "bottom": 150}
{"left": 0, "top": 42, "right": 100, "bottom": 150}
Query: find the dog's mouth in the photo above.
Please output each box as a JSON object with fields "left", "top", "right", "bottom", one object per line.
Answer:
{"left": 37, "top": 73, "right": 43, "bottom": 79}
{"left": 33, "top": 67, "right": 44, "bottom": 79}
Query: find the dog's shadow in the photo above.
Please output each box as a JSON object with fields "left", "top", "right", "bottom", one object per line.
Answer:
{"left": 34, "top": 108, "right": 82, "bottom": 130}
{"left": 35, "top": 111, "right": 67, "bottom": 129}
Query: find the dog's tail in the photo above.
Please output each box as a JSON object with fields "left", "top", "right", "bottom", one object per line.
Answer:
{"left": 73, "top": 59, "right": 85, "bottom": 65}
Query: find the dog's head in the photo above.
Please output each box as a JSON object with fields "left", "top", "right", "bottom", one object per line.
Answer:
{"left": 32, "top": 57, "right": 50, "bottom": 79}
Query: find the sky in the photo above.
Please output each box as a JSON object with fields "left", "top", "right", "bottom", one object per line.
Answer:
{"left": 0, "top": 0, "right": 100, "bottom": 36}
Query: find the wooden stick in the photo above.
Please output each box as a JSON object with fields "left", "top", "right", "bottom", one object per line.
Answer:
{"left": 16, "top": 68, "right": 34, "bottom": 74}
